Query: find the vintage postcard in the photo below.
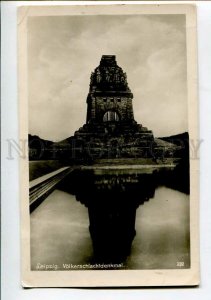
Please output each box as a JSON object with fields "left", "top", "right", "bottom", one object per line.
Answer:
{"left": 19, "top": 4, "right": 199, "bottom": 287}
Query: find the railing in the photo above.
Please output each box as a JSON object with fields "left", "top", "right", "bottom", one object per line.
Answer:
{"left": 29, "top": 167, "right": 73, "bottom": 213}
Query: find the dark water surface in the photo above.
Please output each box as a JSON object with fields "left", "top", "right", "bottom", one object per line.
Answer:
{"left": 31, "top": 183, "right": 190, "bottom": 270}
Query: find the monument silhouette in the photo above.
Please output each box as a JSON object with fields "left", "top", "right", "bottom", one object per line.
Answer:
{"left": 61, "top": 55, "right": 161, "bottom": 162}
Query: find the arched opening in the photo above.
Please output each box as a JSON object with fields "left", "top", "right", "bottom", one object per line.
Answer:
{"left": 103, "top": 111, "right": 120, "bottom": 122}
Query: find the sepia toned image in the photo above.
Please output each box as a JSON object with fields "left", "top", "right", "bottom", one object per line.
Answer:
{"left": 19, "top": 4, "right": 199, "bottom": 287}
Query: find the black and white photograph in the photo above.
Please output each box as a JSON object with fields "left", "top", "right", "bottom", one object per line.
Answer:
{"left": 18, "top": 4, "right": 199, "bottom": 287}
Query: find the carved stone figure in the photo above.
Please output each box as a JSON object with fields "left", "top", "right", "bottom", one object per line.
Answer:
{"left": 96, "top": 69, "right": 101, "bottom": 83}
{"left": 114, "top": 70, "right": 120, "bottom": 82}
{"left": 105, "top": 70, "right": 110, "bottom": 82}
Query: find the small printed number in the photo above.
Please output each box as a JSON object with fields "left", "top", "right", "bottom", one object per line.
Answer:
{"left": 177, "top": 262, "right": 184, "bottom": 267}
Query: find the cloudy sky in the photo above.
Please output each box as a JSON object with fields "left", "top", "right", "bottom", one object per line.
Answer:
{"left": 28, "top": 14, "right": 187, "bottom": 142}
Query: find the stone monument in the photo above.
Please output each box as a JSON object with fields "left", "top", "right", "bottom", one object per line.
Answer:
{"left": 68, "top": 55, "right": 156, "bottom": 161}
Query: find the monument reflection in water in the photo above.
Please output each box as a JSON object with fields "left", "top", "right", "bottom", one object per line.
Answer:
{"left": 59, "top": 165, "right": 190, "bottom": 266}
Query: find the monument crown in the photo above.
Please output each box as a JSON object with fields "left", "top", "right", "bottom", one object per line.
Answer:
{"left": 87, "top": 55, "right": 134, "bottom": 124}
{"left": 100, "top": 55, "right": 117, "bottom": 66}
{"left": 89, "top": 55, "right": 131, "bottom": 93}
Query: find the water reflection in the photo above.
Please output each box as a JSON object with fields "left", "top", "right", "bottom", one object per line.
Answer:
{"left": 58, "top": 165, "right": 189, "bottom": 266}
